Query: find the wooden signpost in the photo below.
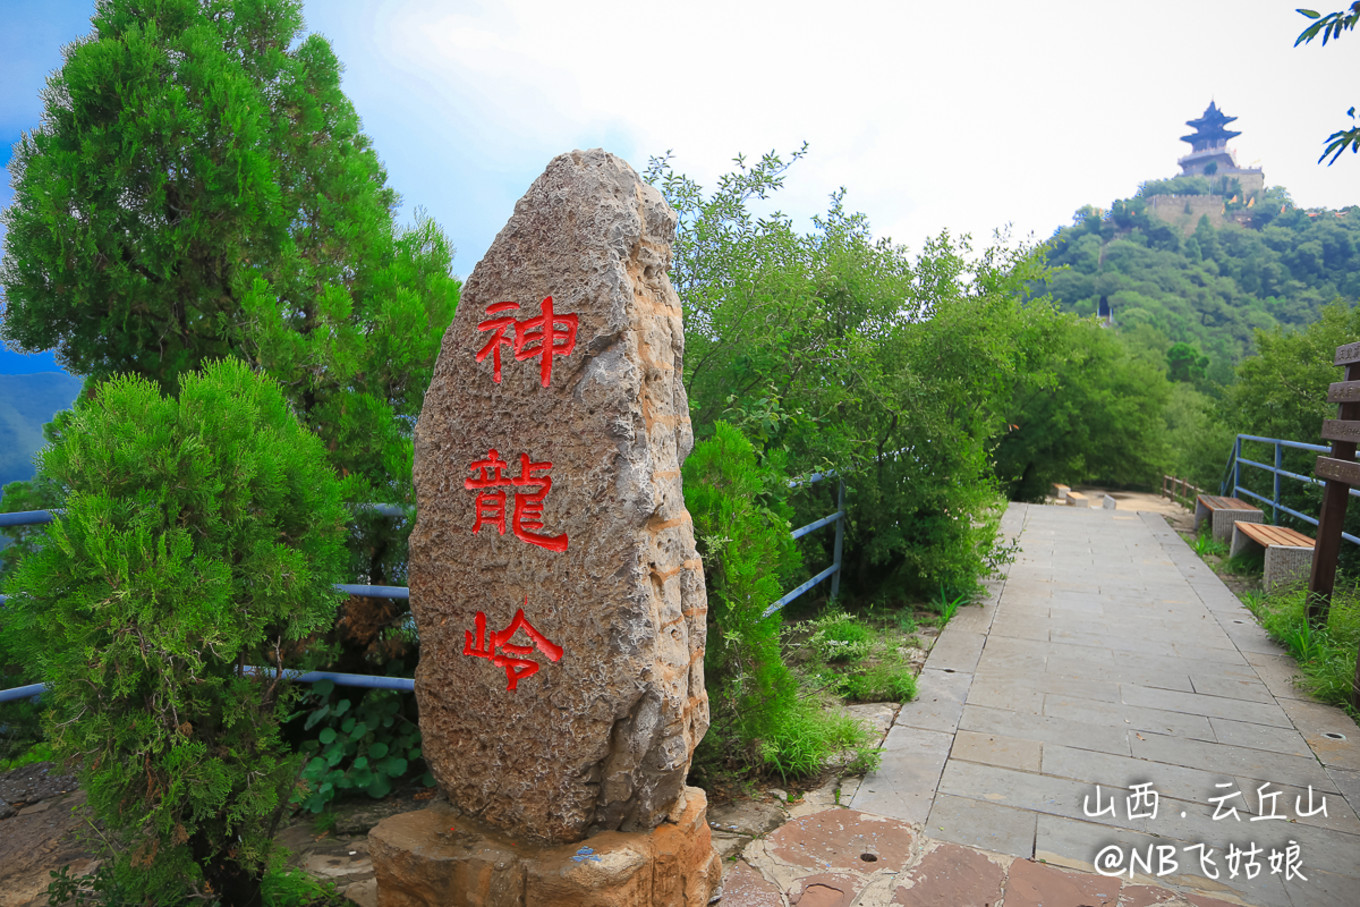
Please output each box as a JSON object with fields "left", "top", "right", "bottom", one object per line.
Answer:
{"left": 1306, "top": 340, "right": 1360, "bottom": 709}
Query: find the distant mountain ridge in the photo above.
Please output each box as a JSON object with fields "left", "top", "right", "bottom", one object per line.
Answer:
{"left": 1036, "top": 189, "right": 1360, "bottom": 385}
{"left": 0, "top": 371, "right": 84, "bottom": 497}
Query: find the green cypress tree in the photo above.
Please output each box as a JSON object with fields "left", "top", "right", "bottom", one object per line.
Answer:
{"left": 5, "top": 358, "right": 348, "bottom": 905}
{"left": 0, "top": 0, "right": 459, "bottom": 661}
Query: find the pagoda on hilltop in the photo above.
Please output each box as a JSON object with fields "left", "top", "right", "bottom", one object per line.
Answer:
{"left": 1176, "top": 101, "right": 1264, "bottom": 194}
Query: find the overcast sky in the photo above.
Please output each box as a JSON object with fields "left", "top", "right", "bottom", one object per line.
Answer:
{"left": 2, "top": 0, "right": 1357, "bottom": 374}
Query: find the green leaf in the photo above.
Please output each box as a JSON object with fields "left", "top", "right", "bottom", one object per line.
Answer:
{"left": 318, "top": 727, "right": 337, "bottom": 745}
{"left": 1298, "top": 8, "right": 1322, "bottom": 18}
{"left": 303, "top": 705, "right": 330, "bottom": 731}
{"left": 369, "top": 741, "right": 389, "bottom": 759}
{"left": 381, "top": 757, "right": 409, "bottom": 777}
{"left": 366, "top": 775, "right": 392, "bottom": 799}
{"left": 332, "top": 698, "right": 351, "bottom": 717}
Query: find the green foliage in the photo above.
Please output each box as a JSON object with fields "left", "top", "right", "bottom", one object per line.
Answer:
{"left": 0, "top": 740, "right": 55, "bottom": 772}
{"left": 1226, "top": 301, "right": 1360, "bottom": 442}
{"left": 1166, "top": 342, "right": 1210, "bottom": 383}
{"left": 1296, "top": 5, "right": 1360, "bottom": 164}
{"left": 930, "top": 583, "right": 971, "bottom": 626}
{"left": 801, "top": 607, "right": 918, "bottom": 705}
{"left": 833, "top": 652, "right": 918, "bottom": 704}
{"left": 758, "top": 702, "right": 878, "bottom": 784}
{"left": 1138, "top": 175, "right": 1245, "bottom": 199}
{"left": 293, "top": 682, "right": 433, "bottom": 813}
{"left": 1244, "top": 582, "right": 1359, "bottom": 712}
{"left": 806, "top": 610, "right": 875, "bottom": 663}
{"left": 46, "top": 860, "right": 345, "bottom": 907}
{"left": 650, "top": 149, "right": 1062, "bottom": 595}
{"left": 1222, "top": 302, "right": 1360, "bottom": 571}
{"left": 4, "top": 359, "right": 348, "bottom": 905}
{"left": 0, "top": 0, "right": 460, "bottom": 668}
{"left": 47, "top": 863, "right": 133, "bottom": 907}
{"left": 993, "top": 317, "right": 1172, "bottom": 501}
{"left": 682, "top": 422, "right": 804, "bottom": 773}
{"left": 1039, "top": 200, "right": 1360, "bottom": 383}
{"left": 1191, "top": 525, "right": 1229, "bottom": 559}
{"left": 1163, "top": 383, "right": 1235, "bottom": 491}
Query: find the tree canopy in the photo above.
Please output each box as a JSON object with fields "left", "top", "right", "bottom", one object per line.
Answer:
{"left": 0, "top": 0, "right": 460, "bottom": 662}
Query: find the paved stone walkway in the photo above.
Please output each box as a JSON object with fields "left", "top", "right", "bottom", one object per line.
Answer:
{"left": 720, "top": 501, "right": 1360, "bottom": 906}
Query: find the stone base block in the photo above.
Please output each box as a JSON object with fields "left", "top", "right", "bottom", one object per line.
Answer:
{"left": 369, "top": 786, "right": 721, "bottom": 907}
{"left": 1212, "top": 508, "right": 1263, "bottom": 542}
{"left": 1264, "top": 544, "right": 1313, "bottom": 592}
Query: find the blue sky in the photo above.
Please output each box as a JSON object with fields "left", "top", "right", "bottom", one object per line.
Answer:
{"left": 2, "top": 1, "right": 1357, "bottom": 376}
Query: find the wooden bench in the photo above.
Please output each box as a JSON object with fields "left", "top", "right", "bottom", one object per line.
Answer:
{"left": 1052, "top": 483, "right": 1070, "bottom": 501}
{"left": 1230, "top": 522, "right": 1315, "bottom": 592}
{"left": 1194, "top": 494, "right": 1263, "bottom": 542}
{"left": 1065, "top": 491, "right": 1089, "bottom": 507}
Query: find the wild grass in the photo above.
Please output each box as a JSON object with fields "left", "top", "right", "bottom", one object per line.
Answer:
{"left": 1242, "top": 583, "right": 1359, "bottom": 716}
{"left": 1191, "top": 524, "right": 1229, "bottom": 558}
{"left": 803, "top": 608, "right": 920, "bottom": 704}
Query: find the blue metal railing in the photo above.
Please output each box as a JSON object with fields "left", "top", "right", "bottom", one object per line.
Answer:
{"left": 0, "top": 503, "right": 417, "bottom": 703}
{"left": 767, "top": 472, "right": 845, "bottom": 616}
{"left": 1, "top": 476, "right": 850, "bottom": 700}
{"left": 1221, "top": 433, "right": 1360, "bottom": 547}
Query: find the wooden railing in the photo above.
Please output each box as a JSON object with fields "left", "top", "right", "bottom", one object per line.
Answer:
{"left": 1161, "top": 475, "right": 1203, "bottom": 508}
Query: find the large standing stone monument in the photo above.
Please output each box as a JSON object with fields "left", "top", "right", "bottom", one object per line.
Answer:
{"left": 370, "top": 150, "right": 720, "bottom": 905}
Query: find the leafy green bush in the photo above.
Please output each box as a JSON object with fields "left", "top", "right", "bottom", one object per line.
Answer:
{"left": 293, "top": 683, "right": 433, "bottom": 812}
{"left": 3, "top": 359, "right": 348, "bottom": 905}
{"left": 649, "top": 151, "right": 1062, "bottom": 599}
{"left": 684, "top": 423, "right": 800, "bottom": 764}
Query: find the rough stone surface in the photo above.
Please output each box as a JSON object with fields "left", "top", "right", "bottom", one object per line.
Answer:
{"left": 891, "top": 843, "right": 1006, "bottom": 906}
{"left": 716, "top": 861, "right": 783, "bottom": 907}
{"left": 1003, "top": 859, "right": 1121, "bottom": 907}
{"left": 708, "top": 799, "right": 787, "bottom": 837}
{"left": 788, "top": 873, "right": 863, "bottom": 906}
{"left": 1116, "top": 885, "right": 1183, "bottom": 906}
{"left": 765, "top": 809, "right": 916, "bottom": 873}
{"left": 368, "top": 787, "right": 721, "bottom": 907}
{"left": 410, "top": 149, "right": 707, "bottom": 844}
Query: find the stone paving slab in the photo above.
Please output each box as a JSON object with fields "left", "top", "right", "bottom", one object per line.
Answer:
{"left": 893, "top": 668, "right": 971, "bottom": 734}
{"left": 850, "top": 726, "right": 953, "bottom": 824}
{"left": 843, "top": 502, "right": 1360, "bottom": 907}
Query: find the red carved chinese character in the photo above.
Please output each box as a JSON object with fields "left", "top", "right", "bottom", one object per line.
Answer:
{"left": 474, "top": 302, "right": 521, "bottom": 383}
{"left": 464, "top": 450, "right": 568, "bottom": 551}
{"left": 462, "top": 600, "right": 564, "bottom": 690}
{"left": 464, "top": 448, "right": 510, "bottom": 536}
{"left": 510, "top": 453, "right": 567, "bottom": 551}
{"left": 474, "top": 297, "right": 578, "bottom": 387}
